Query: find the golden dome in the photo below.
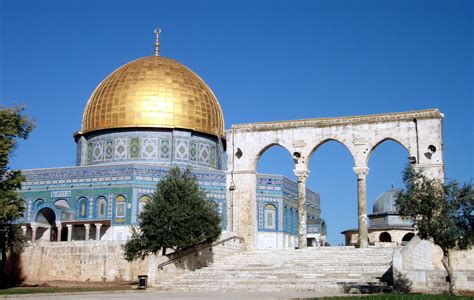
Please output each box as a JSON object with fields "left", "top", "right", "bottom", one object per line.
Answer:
{"left": 80, "top": 56, "right": 224, "bottom": 137}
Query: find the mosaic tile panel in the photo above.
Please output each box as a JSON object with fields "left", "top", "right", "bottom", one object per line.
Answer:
{"left": 114, "top": 139, "right": 128, "bottom": 160}
{"left": 190, "top": 142, "right": 197, "bottom": 162}
{"left": 129, "top": 138, "right": 140, "bottom": 159}
{"left": 141, "top": 138, "right": 158, "bottom": 159}
{"left": 76, "top": 140, "right": 82, "bottom": 165}
{"left": 87, "top": 143, "right": 92, "bottom": 164}
{"left": 175, "top": 139, "right": 189, "bottom": 160}
{"left": 104, "top": 140, "right": 114, "bottom": 160}
{"left": 210, "top": 145, "right": 217, "bottom": 167}
{"left": 160, "top": 139, "right": 170, "bottom": 159}
{"left": 199, "top": 144, "right": 210, "bottom": 164}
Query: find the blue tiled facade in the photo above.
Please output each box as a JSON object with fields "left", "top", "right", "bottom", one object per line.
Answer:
{"left": 19, "top": 162, "right": 323, "bottom": 241}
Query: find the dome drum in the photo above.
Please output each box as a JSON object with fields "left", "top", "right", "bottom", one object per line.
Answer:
{"left": 75, "top": 128, "right": 224, "bottom": 170}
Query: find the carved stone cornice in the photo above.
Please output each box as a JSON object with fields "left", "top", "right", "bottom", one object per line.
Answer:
{"left": 231, "top": 109, "right": 442, "bottom": 132}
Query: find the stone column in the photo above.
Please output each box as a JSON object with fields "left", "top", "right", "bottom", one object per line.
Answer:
{"left": 56, "top": 225, "right": 62, "bottom": 242}
{"left": 66, "top": 224, "right": 73, "bottom": 241}
{"left": 353, "top": 167, "right": 369, "bottom": 248}
{"left": 294, "top": 169, "right": 309, "bottom": 249}
{"left": 227, "top": 170, "right": 257, "bottom": 249}
{"left": 95, "top": 223, "right": 102, "bottom": 240}
{"left": 84, "top": 224, "right": 90, "bottom": 240}
{"left": 31, "top": 225, "right": 37, "bottom": 243}
{"left": 55, "top": 221, "right": 62, "bottom": 242}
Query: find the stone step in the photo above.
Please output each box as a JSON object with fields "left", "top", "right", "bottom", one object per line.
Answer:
{"left": 155, "top": 247, "right": 394, "bottom": 292}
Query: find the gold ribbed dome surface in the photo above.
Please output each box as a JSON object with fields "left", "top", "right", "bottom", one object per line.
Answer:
{"left": 81, "top": 56, "right": 224, "bottom": 137}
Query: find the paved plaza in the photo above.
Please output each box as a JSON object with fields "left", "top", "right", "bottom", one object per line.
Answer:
{"left": 3, "top": 290, "right": 347, "bottom": 300}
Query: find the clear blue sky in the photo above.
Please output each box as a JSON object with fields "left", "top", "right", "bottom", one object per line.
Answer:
{"left": 1, "top": 0, "right": 472, "bottom": 245}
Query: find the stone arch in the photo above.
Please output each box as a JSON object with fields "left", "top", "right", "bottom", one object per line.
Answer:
{"left": 252, "top": 142, "right": 294, "bottom": 172}
{"left": 379, "top": 231, "right": 392, "bottom": 242}
{"left": 54, "top": 199, "right": 73, "bottom": 222}
{"left": 35, "top": 207, "right": 58, "bottom": 241}
{"left": 366, "top": 137, "right": 412, "bottom": 166}
{"left": 307, "top": 138, "right": 356, "bottom": 167}
{"left": 35, "top": 207, "right": 56, "bottom": 225}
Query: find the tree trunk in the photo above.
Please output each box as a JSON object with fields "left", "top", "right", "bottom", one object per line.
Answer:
{"left": 0, "top": 240, "right": 7, "bottom": 288}
{"left": 441, "top": 250, "right": 457, "bottom": 295}
{"left": 162, "top": 247, "right": 166, "bottom": 256}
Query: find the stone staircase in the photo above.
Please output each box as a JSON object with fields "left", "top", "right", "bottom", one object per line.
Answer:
{"left": 156, "top": 246, "right": 395, "bottom": 293}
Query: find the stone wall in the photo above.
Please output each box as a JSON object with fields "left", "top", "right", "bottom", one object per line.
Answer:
{"left": 393, "top": 236, "right": 474, "bottom": 293}
{"left": 12, "top": 236, "right": 245, "bottom": 286}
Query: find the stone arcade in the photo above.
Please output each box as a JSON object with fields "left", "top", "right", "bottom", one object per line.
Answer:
{"left": 226, "top": 109, "right": 444, "bottom": 248}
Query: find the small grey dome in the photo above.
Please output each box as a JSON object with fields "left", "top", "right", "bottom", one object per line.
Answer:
{"left": 373, "top": 188, "right": 399, "bottom": 214}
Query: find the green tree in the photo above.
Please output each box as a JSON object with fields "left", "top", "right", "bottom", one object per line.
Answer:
{"left": 0, "top": 107, "right": 34, "bottom": 288}
{"left": 123, "top": 166, "right": 221, "bottom": 261}
{"left": 396, "top": 164, "right": 473, "bottom": 295}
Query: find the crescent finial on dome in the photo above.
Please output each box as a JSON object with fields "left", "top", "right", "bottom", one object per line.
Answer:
{"left": 154, "top": 27, "right": 161, "bottom": 56}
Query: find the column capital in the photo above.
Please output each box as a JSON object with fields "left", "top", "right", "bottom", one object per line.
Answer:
{"left": 66, "top": 224, "right": 73, "bottom": 229}
{"left": 84, "top": 223, "right": 90, "bottom": 228}
{"left": 293, "top": 169, "right": 309, "bottom": 180}
{"left": 94, "top": 223, "right": 102, "bottom": 227}
{"left": 353, "top": 166, "right": 369, "bottom": 178}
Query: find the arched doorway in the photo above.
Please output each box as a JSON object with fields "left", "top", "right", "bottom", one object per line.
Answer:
{"left": 35, "top": 207, "right": 57, "bottom": 241}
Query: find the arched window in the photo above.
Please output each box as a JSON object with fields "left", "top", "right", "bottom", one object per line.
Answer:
{"left": 284, "top": 206, "right": 289, "bottom": 232}
{"left": 379, "top": 232, "right": 392, "bottom": 242}
{"left": 96, "top": 197, "right": 107, "bottom": 219}
{"left": 78, "top": 198, "right": 88, "bottom": 219}
{"left": 264, "top": 204, "right": 276, "bottom": 230}
{"left": 402, "top": 232, "right": 415, "bottom": 242}
{"left": 115, "top": 195, "right": 126, "bottom": 219}
{"left": 138, "top": 195, "right": 151, "bottom": 214}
